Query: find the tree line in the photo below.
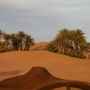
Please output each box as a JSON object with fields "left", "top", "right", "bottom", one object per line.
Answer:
{"left": 46, "top": 29, "right": 90, "bottom": 59}
{"left": 0, "top": 30, "right": 34, "bottom": 52}
{"left": 0, "top": 29, "right": 90, "bottom": 59}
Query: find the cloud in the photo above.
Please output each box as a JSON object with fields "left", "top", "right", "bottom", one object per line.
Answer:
{"left": 0, "top": 0, "right": 90, "bottom": 9}
{"left": 0, "top": 0, "right": 44, "bottom": 9}
{"left": 0, "top": 0, "right": 90, "bottom": 42}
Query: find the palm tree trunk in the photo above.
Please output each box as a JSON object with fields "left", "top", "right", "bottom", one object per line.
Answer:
{"left": 73, "top": 42, "right": 77, "bottom": 56}
{"left": 5, "top": 40, "right": 8, "bottom": 50}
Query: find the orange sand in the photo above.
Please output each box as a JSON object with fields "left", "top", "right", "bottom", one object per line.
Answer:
{"left": 0, "top": 50, "right": 90, "bottom": 90}
{"left": 0, "top": 50, "right": 90, "bottom": 82}
{"left": 30, "top": 42, "right": 48, "bottom": 50}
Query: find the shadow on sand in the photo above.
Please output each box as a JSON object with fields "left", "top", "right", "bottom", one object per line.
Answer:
{"left": 0, "top": 67, "right": 90, "bottom": 90}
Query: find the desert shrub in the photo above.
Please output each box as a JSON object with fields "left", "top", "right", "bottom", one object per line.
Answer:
{"left": 46, "top": 42, "right": 57, "bottom": 52}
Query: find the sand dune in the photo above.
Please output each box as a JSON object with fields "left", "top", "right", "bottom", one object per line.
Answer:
{"left": 0, "top": 67, "right": 90, "bottom": 90}
{"left": 0, "top": 67, "right": 68, "bottom": 90}
{"left": 0, "top": 51, "right": 90, "bottom": 90}
{"left": 30, "top": 42, "right": 48, "bottom": 50}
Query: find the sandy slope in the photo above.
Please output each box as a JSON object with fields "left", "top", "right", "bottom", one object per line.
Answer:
{"left": 0, "top": 51, "right": 90, "bottom": 81}
{"left": 30, "top": 42, "right": 48, "bottom": 50}
{"left": 0, "top": 51, "right": 90, "bottom": 90}
{"left": 0, "top": 67, "right": 86, "bottom": 90}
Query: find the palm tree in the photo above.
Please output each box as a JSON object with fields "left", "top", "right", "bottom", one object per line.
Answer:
{"left": 16, "top": 31, "right": 25, "bottom": 50}
{"left": 80, "top": 42, "right": 90, "bottom": 58}
{"left": 3, "top": 33, "right": 10, "bottom": 50}
{"left": 24, "top": 34, "right": 34, "bottom": 50}
{"left": 0, "top": 30, "right": 4, "bottom": 42}
{"left": 72, "top": 29, "right": 86, "bottom": 56}
{"left": 10, "top": 34, "right": 18, "bottom": 50}
{"left": 46, "top": 41, "right": 56, "bottom": 52}
{"left": 54, "top": 39, "right": 61, "bottom": 53}
{"left": 0, "top": 30, "right": 2, "bottom": 49}
{"left": 0, "top": 30, "right": 2, "bottom": 40}
{"left": 56, "top": 29, "right": 70, "bottom": 54}
{"left": 47, "top": 28, "right": 87, "bottom": 58}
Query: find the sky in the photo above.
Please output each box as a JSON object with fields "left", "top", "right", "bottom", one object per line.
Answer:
{"left": 0, "top": 0, "right": 90, "bottom": 42}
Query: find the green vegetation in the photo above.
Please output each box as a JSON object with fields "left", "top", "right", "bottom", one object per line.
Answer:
{"left": 0, "top": 30, "right": 34, "bottom": 52}
{"left": 46, "top": 29, "right": 90, "bottom": 59}
{"left": 0, "top": 28, "right": 90, "bottom": 59}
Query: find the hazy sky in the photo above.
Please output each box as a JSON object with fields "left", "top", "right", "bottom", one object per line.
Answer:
{"left": 0, "top": 0, "right": 90, "bottom": 42}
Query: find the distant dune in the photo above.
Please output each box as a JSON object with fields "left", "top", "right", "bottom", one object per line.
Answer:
{"left": 0, "top": 50, "right": 90, "bottom": 90}
{"left": 30, "top": 42, "right": 48, "bottom": 50}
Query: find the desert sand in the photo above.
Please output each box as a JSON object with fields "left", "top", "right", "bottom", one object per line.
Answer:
{"left": 30, "top": 42, "right": 48, "bottom": 50}
{"left": 0, "top": 67, "right": 90, "bottom": 90}
{"left": 0, "top": 44, "right": 90, "bottom": 90}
